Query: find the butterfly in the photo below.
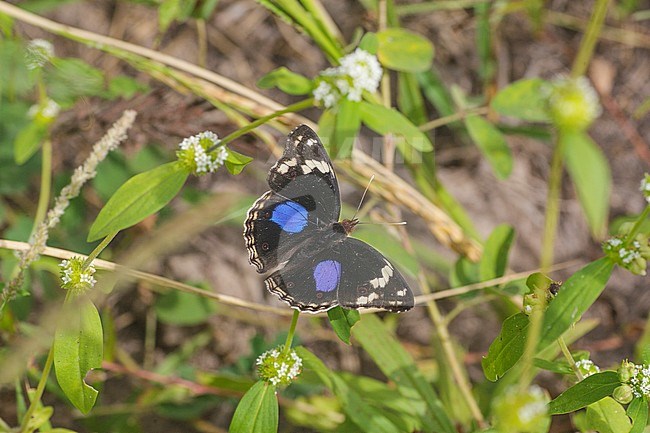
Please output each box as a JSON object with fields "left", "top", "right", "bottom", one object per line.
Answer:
{"left": 244, "top": 125, "right": 414, "bottom": 313}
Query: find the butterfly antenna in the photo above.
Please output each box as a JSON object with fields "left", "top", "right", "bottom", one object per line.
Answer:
{"left": 356, "top": 221, "right": 407, "bottom": 226}
{"left": 352, "top": 175, "right": 375, "bottom": 221}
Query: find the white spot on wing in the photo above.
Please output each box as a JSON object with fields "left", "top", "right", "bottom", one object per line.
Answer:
{"left": 301, "top": 165, "right": 312, "bottom": 174}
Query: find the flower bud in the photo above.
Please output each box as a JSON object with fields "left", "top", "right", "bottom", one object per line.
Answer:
{"left": 613, "top": 385, "right": 634, "bottom": 405}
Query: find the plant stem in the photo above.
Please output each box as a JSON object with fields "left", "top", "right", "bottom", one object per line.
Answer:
{"left": 33, "top": 139, "right": 52, "bottom": 230}
{"left": 558, "top": 337, "right": 584, "bottom": 381}
{"left": 18, "top": 346, "right": 55, "bottom": 433}
{"left": 540, "top": 133, "right": 565, "bottom": 271}
{"left": 217, "top": 98, "right": 314, "bottom": 148}
{"left": 83, "top": 231, "right": 118, "bottom": 270}
{"left": 519, "top": 288, "right": 546, "bottom": 389}
{"left": 571, "top": 0, "right": 610, "bottom": 77}
{"left": 282, "top": 310, "right": 300, "bottom": 357}
{"left": 624, "top": 205, "right": 650, "bottom": 244}
{"left": 419, "top": 106, "right": 489, "bottom": 132}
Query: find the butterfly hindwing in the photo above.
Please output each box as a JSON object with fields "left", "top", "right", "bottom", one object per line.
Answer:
{"left": 265, "top": 238, "right": 414, "bottom": 313}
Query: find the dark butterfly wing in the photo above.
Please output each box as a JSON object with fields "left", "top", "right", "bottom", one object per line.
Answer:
{"left": 244, "top": 125, "right": 341, "bottom": 273}
{"left": 265, "top": 237, "right": 414, "bottom": 313}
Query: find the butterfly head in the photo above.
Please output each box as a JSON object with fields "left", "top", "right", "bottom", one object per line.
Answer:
{"left": 335, "top": 218, "right": 359, "bottom": 236}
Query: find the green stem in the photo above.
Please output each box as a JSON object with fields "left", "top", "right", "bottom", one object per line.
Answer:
{"left": 18, "top": 346, "right": 55, "bottom": 433}
{"left": 540, "top": 133, "right": 565, "bottom": 271}
{"left": 519, "top": 288, "right": 546, "bottom": 389}
{"left": 558, "top": 337, "right": 584, "bottom": 381}
{"left": 419, "top": 106, "right": 489, "bottom": 132}
{"left": 33, "top": 139, "right": 52, "bottom": 230}
{"left": 216, "top": 98, "right": 315, "bottom": 148}
{"left": 571, "top": 0, "right": 610, "bottom": 77}
{"left": 282, "top": 310, "right": 300, "bottom": 357}
{"left": 624, "top": 205, "right": 650, "bottom": 244}
{"left": 83, "top": 231, "right": 118, "bottom": 270}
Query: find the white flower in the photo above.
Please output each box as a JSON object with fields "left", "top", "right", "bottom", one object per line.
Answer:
{"left": 28, "top": 98, "right": 60, "bottom": 121}
{"left": 575, "top": 359, "right": 600, "bottom": 378}
{"left": 256, "top": 346, "right": 302, "bottom": 387}
{"left": 59, "top": 257, "right": 97, "bottom": 294}
{"left": 629, "top": 364, "right": 650, "bottom": 398}
{"left": 313, "top": 48, "right": 383, "bottom": 107}
{"left": 339, "top": 48, "right": 383, "bottom": 94}
{"left": 177, "top": 131, "right": 227, "bottom": 175}
{"left": 640, "top": 174, "right": 650, "bottom": 204}
{"left": 26, "top": 39, "right": 55, "bottom": 70}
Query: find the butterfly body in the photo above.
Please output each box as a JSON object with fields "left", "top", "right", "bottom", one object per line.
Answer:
{"left": 244, "top": 125, "right": 414, "bottom": 313}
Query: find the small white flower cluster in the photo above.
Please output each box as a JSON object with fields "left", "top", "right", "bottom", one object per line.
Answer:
{"left": 575, "top": 359, "right": 600, "bottom": 378}
{"left": 313, "top": 48, "right": 383, "bottom": 108}
{"left": 517, "top": 385, "right": 547, "bottom": 423}
{"left": 59, "top": 257, "right": 97, "bottom": 294}
{"left": 603, "top": 236, "right": 649, "bottom": 276}
{"left": 28, "top": 98, "right": 60, "bottom": 121}
{"left": 640, "top": 174, "right": 650, "bottom": 204}
{"left": 26, "top": 39, "right": 55, "bottom": 70}
{"left": 630, "top": 364, "right": 650, "bottom": 398}
{"left": 177, "top": 131, "right": 227, "bottom": 175}
{"left": 256, "top": 346, "right": 302, "bottom": 387}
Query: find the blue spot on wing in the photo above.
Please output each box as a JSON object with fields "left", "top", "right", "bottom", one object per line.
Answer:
{"left": 313, "top": 260, "right": 341, "bottom": 292}
{"left": 270, "top": 201, "right": 308, "bottom": 233}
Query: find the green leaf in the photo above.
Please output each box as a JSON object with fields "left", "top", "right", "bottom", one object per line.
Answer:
{"left": 46, "top": 58, "right": 105, "bottom": 106}
{"left": 398, "top": 72, "right": 427, "bottom": 126}
{"left": 548, "top": 371, "right": 620, "bottom": 414}
{"left": 533, "top": 358, "right": 574, "bottom": 375}
{"left": 297, "top": 347, "right": 404, "bottom": 433}
{"left": 88, "top": 162, "right": 189, "bottom": 241}
{"left": 327, "top": 306, "right": 360, "bottom": 345}
{"left": 225, "top": 149, "right": 253, "bottom": 175}
{"left": 229, "top": 380, "right": 278, "bottom": 433}
{"left": 257, "top": 67, "right": 313, "bottom": 95}
{"left": 491, "top": 78, "right": 550, "bottom": 122}
{"left": 627, "top": 397, "right": 648, "bottom": 433}
{"left": 359, "top": 101, "right": 433, "bottom": 152}
{"left": 155, "top": 289, "right": 217, "bottom": 326}
{"left": 53, "top": 297, "right": 103, "bottom": 414}
{"left": 352, "top": 315, "right": 456, "bottom": 433}
{"left": 14, "top": 121, "right": 48, "bottom": 165}
{"left": 562, "top": 130, "right": 611, "bottom": 239}
{"left": 331, "top": 99, "right": 361, "bottom": 159}
{"left": 106, "top": 75, "right": 148, "bottom": 99}
{"left": 539, "top": 258, "right": 614, "bottom": 349}
{"left": 359, "top": 32, "right": 379, "bottom": 54}
{"left": 376, "top": 28, "right": 434, "bottom": 72}
{"left": 465, "top": 115, "right": 513, "bottom": 179}
{"left": 585, "top": 397, "right": 632, "bottom": 433}
{"left": 159, "top": 0, "right": 183, "bottom": 32}
{"left": 482, "top": 312, "right": 529, "bottom": 381}
{"left": 479, "top": 224, "right": 515, "bottom": 281}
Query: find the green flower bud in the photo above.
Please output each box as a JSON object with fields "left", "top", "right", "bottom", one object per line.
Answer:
{"left": 618, "top": 361, "right": 635, "bottom": 383}
{"left": 613, "top": 385, "right": 634, "bottom": 405}
{"left": 547, "top": 76, "right": 601, "bottom": 131}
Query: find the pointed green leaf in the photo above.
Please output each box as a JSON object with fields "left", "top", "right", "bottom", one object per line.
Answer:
{"left": 225, "top": 149, "right": 253, "bottom": 175}
{"left": 359, "top": 32, "right": 379, "bottom": 54}
{"left": 539, "top": 258, "right": 614, "bottom": 348}
{"left": 479, "top": 224, "right": 515, "bottom": 281}
{"left": 257, "top": 67, "right": 313, "bottom": 95}
{"left": 327, "top": 306, "right": 360, "bottom": 344}
{"left": 352, "top": 315, "right": 455, "bottom": 433}
{"left": 585, "top": 397, "right": 632, "bottom": 433}
{"left": 377, "top": 28, "right": 434, "bottom": 72}
{"left": 359, "top": 101, "right": 433, "bottom": 151}
{"left": 53, "top": 297, "right": 103, "bottom": 414}
{"left": 398, "top": 72, "right": 427, "bottom": 126}
{"left": 88, "top": 162, "right": 189, "bottom": 241}
{"left": 229, "top": 380, "right": 278, "bottom": 433}
{"left": 482, "top": 312, "right": 529, "bottom": 381}
{"left": 627, "top": 397, "right": 648, "bottom": 433}
{"left": 491, "top": 78, "right": 550, "bottom": 122}
{"left": 14, "top": 121, "right": 48, "bottom": 165}
{"left": 46, "top": 58, "right": 105, "bottom": 106}
{"left": 548, "top": 371, "right": 620, "bottom": 414}
{"left": 562, "top": 131, "right": 611, "bottom": 238}
{"left": 331, "top": 99, "right": 361, "bottom": 159}
{"left": 465, "top": 115, "right": 512, "bottom": 179}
